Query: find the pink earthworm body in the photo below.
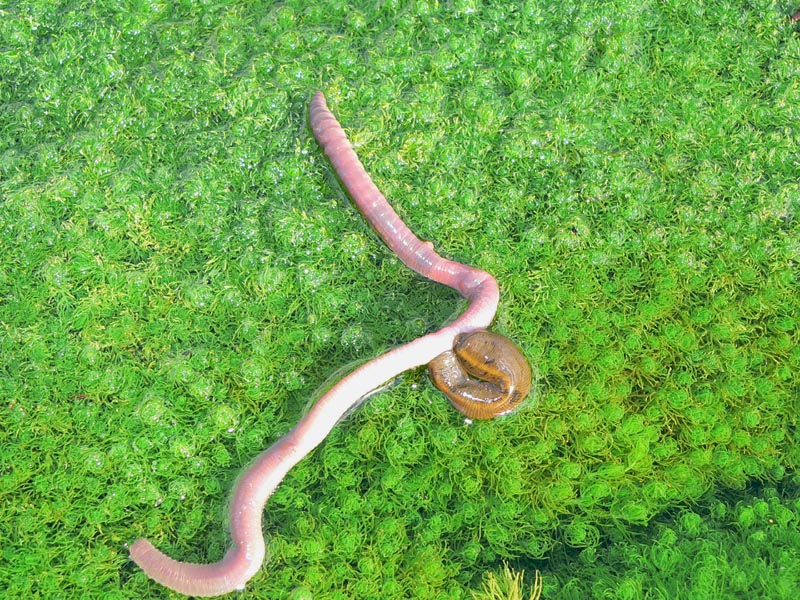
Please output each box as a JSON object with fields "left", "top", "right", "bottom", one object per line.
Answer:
{"left": 129, "top": 91, "right": 501, "bottom": 596}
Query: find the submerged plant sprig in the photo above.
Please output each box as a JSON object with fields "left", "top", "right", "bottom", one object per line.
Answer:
{"left": 472, "top": 563, "right": 542, "bottom": 600}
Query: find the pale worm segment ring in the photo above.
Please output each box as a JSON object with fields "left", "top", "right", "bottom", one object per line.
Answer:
{"left": 429, "top": 330, "right": 532, "bottom": 419}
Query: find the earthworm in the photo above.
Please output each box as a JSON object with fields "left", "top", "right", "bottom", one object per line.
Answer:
{"left": 129, "top": 91, "right": 528, "bottom": 596}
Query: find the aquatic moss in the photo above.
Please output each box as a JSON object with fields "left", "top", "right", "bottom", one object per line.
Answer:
{"left": 472, "top": 563, "right": 542, "bottom": 600}
{"left": 541, "top": 483, "right": 800, "bottom": 599}
{"left": 1, "top": 1, "right": 799, "bottom": 599}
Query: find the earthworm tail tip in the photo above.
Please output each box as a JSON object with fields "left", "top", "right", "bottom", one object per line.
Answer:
{"left": 129, "top": 538, "right": 258, "bottom": 597}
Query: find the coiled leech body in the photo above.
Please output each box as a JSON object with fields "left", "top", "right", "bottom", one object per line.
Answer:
{"left": 129, "top": 91, "right": 531, "bottom": 597}
{"left": 430, "top": 330, "right": 532, "bottom": 420}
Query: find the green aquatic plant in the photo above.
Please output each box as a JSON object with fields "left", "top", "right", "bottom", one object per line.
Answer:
{"left": 472, "top": 563, "right": 542, "bottom": 600}
{"left": 543, "top": 483, "right": 800, "bottom": 599}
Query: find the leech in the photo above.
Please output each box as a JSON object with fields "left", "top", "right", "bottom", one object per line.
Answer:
{"left": 130, "top": 91, "right": 530, "bottom": 597}
{"left": 429, "top": 330, "right": 532, "bottom": 420}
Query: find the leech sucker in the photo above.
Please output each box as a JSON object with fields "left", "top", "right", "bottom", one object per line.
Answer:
{"left": 130, "top": 91, "right": 530, "bottom": 597}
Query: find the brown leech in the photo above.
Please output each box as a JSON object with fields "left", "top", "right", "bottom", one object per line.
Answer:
{"left": 429, "top": 330, "right": 532, "bottom": 419}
